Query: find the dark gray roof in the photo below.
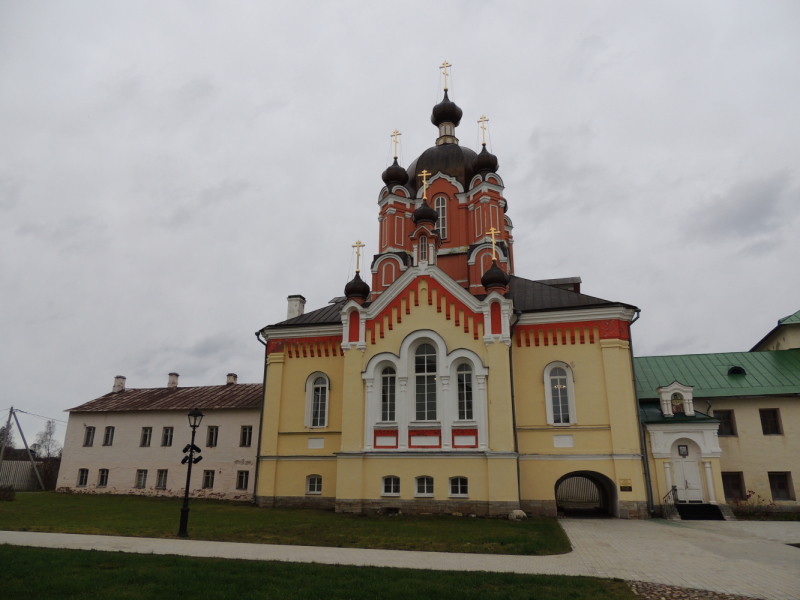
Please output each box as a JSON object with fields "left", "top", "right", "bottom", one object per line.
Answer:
{"left": 69, "top": 383, "right": 262, "bottom": 412}
{"left": 508, "top": 275, "right": 634, "bottom": 313}
{"left": 264, "top": 299, "right": 350, "bottom": 329}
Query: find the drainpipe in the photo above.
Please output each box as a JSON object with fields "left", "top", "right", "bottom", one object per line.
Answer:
{"left": 509, "top": 309, "right": 523, "bottom": 507}
{"left": 252, "top": 330, "right": 269, "bottom": 506}
{"left": 628, "top": 310, "right": 655, "bottom": 516}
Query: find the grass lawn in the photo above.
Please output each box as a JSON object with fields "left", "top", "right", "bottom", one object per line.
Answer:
{"left": 0, "top": 492, "right": 571, "bottom": 555}
{"left": 0, "top": 545, "right": 635, "bottom": 600}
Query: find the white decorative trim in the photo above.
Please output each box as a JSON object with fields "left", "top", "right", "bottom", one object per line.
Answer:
{"left": 469, "top": 174, "right": 483, "bottom": 189}
{"left": 543, "top": 361, "right": 577, "bottom": 426}
{"left": 518, "top": 453, "right": 641, "bottom": 461}
{"left": 260, "top": 325, "right": 343, "bottom": 340}
{"left": 516, "top": 307, "right": 637, "bottom": 325}
{"left": 304, "top": 372, "right": 330, "bottom": 429}
{"left": 258, "top": 456, "right": 337, "bottom": 461}
{"left": 416, "top": 172, "right": 464, "bottom": 196}
{"left": 466, "top": 180, "right": 504, "bottom": 200}
{"left": 645, "top": 423, "right": 722, "bottom": 459}
{"left": 657, "top": 381, "right": 695, "bottom": 417}
{"left": 467, "top": 243, "right": 508, "bottom": 266}
{"left": 370, "top": 253, "right": 407, "bottom": 275}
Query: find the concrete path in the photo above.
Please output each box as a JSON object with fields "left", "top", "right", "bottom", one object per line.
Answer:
{"left": 2, "top": 519, "right": 799, "bottom": 600}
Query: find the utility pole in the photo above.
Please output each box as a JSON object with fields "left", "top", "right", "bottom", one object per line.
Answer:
{"left": 11, "top": 409, "right": 45, "bottom": 490}
{"left": 0, "top": 407, "right": 13, "bottom": 474}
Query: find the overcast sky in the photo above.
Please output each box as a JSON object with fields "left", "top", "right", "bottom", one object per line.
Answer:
{"left": 1, "top": 1, "right": 798, "bottom": 445}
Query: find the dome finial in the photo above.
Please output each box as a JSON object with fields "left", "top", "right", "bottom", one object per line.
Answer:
{"left": 440, "top": 60, "right": 452, "bottom": 91}
{"left": 478, "top": 115, "right": 489, "bottom": 146}
{"left": 351, "top": 240, "right": 365, "bottom": 273}
{"left": 391, "top": 129, "right": 401, "bottom": 160}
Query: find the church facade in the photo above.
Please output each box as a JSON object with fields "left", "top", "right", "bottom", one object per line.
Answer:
{"left": 253, "top": 78, "right": 666, "bottom": 518}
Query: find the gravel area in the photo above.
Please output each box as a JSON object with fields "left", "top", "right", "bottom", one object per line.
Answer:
{"left": 628, "top": 581, "right": 764, "bottom": 600}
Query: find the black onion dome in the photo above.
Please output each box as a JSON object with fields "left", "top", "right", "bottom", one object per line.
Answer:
{"left": 481, "top": 260, "right": 510, "bottom": 290}
{"left": 344, "top": 272, "right": 370, "bottom": 300}
{"left": 412, "top": 199, "right": 438, "bottom": 225}
{"left": 405, "top": 145, "right": 477, "bottom": 194}
{"left": 381, "top": 158, "right": 409, "bottom": 187}
{"left": 431, "top": 90, "right": 463, "bottom": 127}
{"left": 473, "top": 145, "right": 499, "bottom": 174}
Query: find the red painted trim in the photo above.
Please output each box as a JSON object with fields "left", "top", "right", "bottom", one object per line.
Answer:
{"left": 409, "top": 429, "right": 442, "bottom": 449}
{"left": 374, "top": 429, "right": 398, "bottom": 449}
{"left": 490, "top": 302, "right": 502, "bottom": 336}
{"left": 452, "top": 428, "right": 478, "bottom": 449}
{"left": 515, "top": 319, "right": 630, "bottom": 347}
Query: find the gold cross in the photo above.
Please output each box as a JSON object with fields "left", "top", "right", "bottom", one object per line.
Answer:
{"left": 352, "top": 240, "right": 365, "bottom": 273}
{"left": 485, "top": 227, "right": 500, "bottom": 260}
{"left": 391, "top": 129, "right": 401, "bottom": 160}
{"left": 418, "top": 169, "right": 431, "bottom": 200}
{"left": 478, "top": 115, "right": 489, "bottom": 145}
{"left": 440, "top": 61, "right": 451, "bottom": 91}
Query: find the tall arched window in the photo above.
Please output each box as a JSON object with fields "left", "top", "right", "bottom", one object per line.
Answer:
{"left": 415, "top": 343, "right": 436, "bottom": 420}
{"left": 550, "top": 367, "right": 570, "bottom": 424}
{"left": 457, "top": 364, "right": 473, "bottom": 420}
{"left": 381, "top": 367, "right": 396, "bottom": 422}
{"left": 419, "top": 235, "right": 428, "bottom": 262}
{"left": 312, "top": 377, "right": 328, "bottom": 427}
{"left": 434, "top": 196, "right": 447, "bottom": 239}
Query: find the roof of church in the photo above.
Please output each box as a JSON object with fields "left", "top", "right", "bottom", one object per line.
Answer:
{"left": 264, "top": 274, "right": 633, "bottom": 330}
{"left": 68, "top": 383, "right": 262, "bottom": 412}
{"left": 634, "top": 349, "right": 800, "bottom": 400}
{"left": 750, "top": 308, "right": 800, "bottom": 350}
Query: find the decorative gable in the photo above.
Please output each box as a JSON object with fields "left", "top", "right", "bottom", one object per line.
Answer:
{"left": 656, "top": 381, "right": 695, "bottom": 418}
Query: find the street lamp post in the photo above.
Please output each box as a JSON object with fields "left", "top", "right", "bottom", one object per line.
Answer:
{"left": 178, "top": 407, "right": 204, "bottom": 538}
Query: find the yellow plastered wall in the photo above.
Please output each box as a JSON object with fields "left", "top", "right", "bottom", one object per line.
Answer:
{"left": 646, "top": 451, "right": 726, "bottom": 507}
{"left": 273, "top": 459, "right": 338, "bottom": 498}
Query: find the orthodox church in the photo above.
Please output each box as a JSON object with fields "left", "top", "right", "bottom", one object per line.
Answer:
{"left": 253, "top": 66, "right": 672, "bottom": 518}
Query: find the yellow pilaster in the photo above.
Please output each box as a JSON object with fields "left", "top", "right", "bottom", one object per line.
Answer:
{"left": 485, "top": 341, "right": 515, "bottom": 452}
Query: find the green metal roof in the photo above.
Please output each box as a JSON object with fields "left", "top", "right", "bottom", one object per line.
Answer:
{"left": 639, "top": 401, "right": 719, "bottom": 424}
{"left": 780, "top": 308, "right": 800, "bottom": 326}
{"left": 634, "top": 349, "right": 800, "bottom": 400}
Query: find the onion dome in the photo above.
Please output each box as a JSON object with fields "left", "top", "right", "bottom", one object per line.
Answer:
{"left": 406, "top": 145, "right": 477, "bottom": 194}
{"left": 381, "top": 158, "right": 409, "bottom": 187}
{"left": 473, "top": 144, "right": 499, "bottom": 174}
{"left": 344, "top": 272, "right": 370, "bottom": 301}
{"left": 481, "top": 260, "right": 510, "bottom": 292}
{"left": 412, "top": 199, "right": 438, "bottom": 225}
{"left": 431, "top": 90, "right": 463, "bottom": 127}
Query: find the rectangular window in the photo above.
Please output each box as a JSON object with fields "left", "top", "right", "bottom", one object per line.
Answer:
{"left": 307, "top": 475, "right": 322, "bottom": 494}
{"left": 156, "top": 469, "right": 168, "bottom": 490}
{"left": 714, "top": 410, "right": 737, "bottom": 436}
{"left": 202, "top": 470, "right": 215, "bottom": 489}
{"left": 83, "top": 427, "right": 95, "bottom": 447}
{"left": 382, "top": 476, "right": 400, "bottom": 496}
{"left": 768, "top": 472, "right": 794, "bottom": 501}
{"left": 416, "top": 476, "right": 434, "bottom": 496}
{"left": 97, "top": 469, "right": 108, "bottom": 487}
{"left": 457, "top": 365, "right": 473, "bottom": 420}
{"left": 240, "top": 426, "right": 253, "bottom": 447}
{"left": 161, "top": 427, "right": 174, "bottom": 447}
{"left": 135, "top": 469, "right": 147, "bottom": 489}
{"left": 236, "top": 470, "right": 249, "bottom": 490}
{"left": 140, "top": 427, "right": 152, "bottom": 447}
{"left": 102, "top": 426, "right": 115, "bottom": 446}
{"left": 449, "top": 477, "right": 468, "bottom": 497}
{"left": 206, "top": 426, "right": 219, "bottom": 448}
{"left": 381, "top": 369, "right": 396, "bottom": 422}
{"left": 721, "top": 472, "right": 745, "bottom": 501}
{"left": 760, "top": 409, "right": 782, "bottom": 435}
{"left": 77, "top": 469, "right": 89, "bottom": 487}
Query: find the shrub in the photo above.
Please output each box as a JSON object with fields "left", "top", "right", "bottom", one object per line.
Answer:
{"left": 0, "top": 485, "right": 16, "bottom": 501}
{"left": 732, "top": 490, "right": 775, "bottom": 518}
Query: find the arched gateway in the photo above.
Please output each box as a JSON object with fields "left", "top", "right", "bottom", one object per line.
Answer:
{"left": 555, "top": 471, "right": 618, "bottom": 517}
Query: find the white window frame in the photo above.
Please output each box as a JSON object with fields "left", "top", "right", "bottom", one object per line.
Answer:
{"left": 381, "top": 366, "right": 396, "bottom": 422}
{"left": 382, "top": 475, "right": 400, "bottom": 497}
{"left": 490, "top": 204, "right": 499, "bottom": 231}
{"left": 102, "top": 426, "right": 114, "bottom": 446}
{"left": 456, "top": 363, "right": 474, "bottom": 421}
{"left": 240, "top": 425, "right": 253, "bottom": 447}
{"left": 306, "top": 474, "right": 322, "bottom": 495}
{"left": 382, "top": 261, "right": 396, "bottom": 287}
{"left": 415, "top": 476, "right": 434, "bottom": 497}
{"left": 77, "top": 468, "right": 88, "bottom": 487}
{"left": 394, "top": 215, "right": 404, "bottom": 245}
{"left": 449, "top": 476, "right": 468, "bottom": 498}
{"left": 161, "top": 427, "right": 173, "bottom": 447}
{"left": 135, "top": 469, "right": 147, "bottom": 489}
{"left": 156, "top": 469, "right": 168, "bottom": 490}
{"left": 97, "top": 468, "right": 108, "bottom": 487}
{"left": 140, "top": 427, "right": 152, "bottom": 447}
{"left": 414, "top": 343, "right": 437, "bottom": 421}
{"left": 305, "top": 372, "right": 330, "bottom": 428}
{"left": 236, "top": 470, "right": 250, "bottom": 490}
{"left": 419, "top": 235, "right": 428, "bottom": 262}
{"left": 544, "top": 362, "right": 577, "bottom": 426}
{"left": 206, "top": 426, "right": 219, "bottom": 447}
{"left": 202, "top": 470, "right": 215, "bottom": 489}
{"left": 83, "top": 427, "right": 95, "bottom": 447}
{"left": 474, "top": 204, "right": 483, "bottom": 239}
{"left": 434, "top": 196, "right": 447, "bottom": 239}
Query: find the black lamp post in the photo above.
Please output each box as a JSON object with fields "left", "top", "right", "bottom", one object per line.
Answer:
{"left": 178, "top": 407, "right": 204, "bottom": 538}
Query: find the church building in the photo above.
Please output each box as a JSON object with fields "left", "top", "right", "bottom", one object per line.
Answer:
{"left": 254, "top": 66, "right": 666, "bottom": 518}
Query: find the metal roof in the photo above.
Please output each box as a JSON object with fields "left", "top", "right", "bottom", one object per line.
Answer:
{"left": 639, "top": 401, "right": 718, "bottom": 424}
{"left": 265, "top": 299, "right": 349, "bottom": 329}
{"left": 750, "top": 308, "right": 800, "bottom": 350}
{"left": 68, "top": 383, "right": 263, "bottom": 412}
{"left": 634, "top": 349, "right": 800, "bottom": 400}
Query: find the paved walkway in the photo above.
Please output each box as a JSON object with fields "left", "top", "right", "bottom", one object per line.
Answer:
{"left": 2, "top": 519, "right": 799, "bottom": 600}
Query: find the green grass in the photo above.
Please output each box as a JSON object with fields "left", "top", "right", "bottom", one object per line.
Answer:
{"left": 0, "top": 492, "right": 571, "bottom": 555}
{"left": 0, "top": 545, "right": 636, "bottom": 600}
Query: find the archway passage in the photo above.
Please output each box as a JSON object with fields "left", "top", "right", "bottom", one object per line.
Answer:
{"left": 555, "top": 471, "right": 617, "bottom": 518}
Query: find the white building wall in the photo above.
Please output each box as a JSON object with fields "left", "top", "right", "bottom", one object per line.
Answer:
{"left": 57, "top": 408, "right": 260, "bottom": 501}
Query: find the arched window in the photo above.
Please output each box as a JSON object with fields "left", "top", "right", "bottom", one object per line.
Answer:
{"left": 457, "top": 364, "right": 473, "bottom": 420}
{"left": 382, "top": 261, "right": 396, "bottom": 287}
{"left": 671, "top": 393, "right": 684, "bottom": 413}
{"left": 305, "top": 373, "right": 330, "bottom": 428}
{"left": 415, "top": 476, "right": 434, "bottom": 497}
{"left": 415, "top": 344, "right": 437, "bottom": 420}
{"left": 434, "top": 196, "right": 447, "bottom": 239}
{"left": 544, "top": 363, "right": 576, "bottom": 426}
{"left": 382, "top": 475, "right": 400, "bottom": 497}
{"left": 419, "top": 235, "right": 428, "bottom": 262}
{"left": 449, "top": 476, "right": 468, "bottom": 498}
{"left": 381, "top": 367, "right": 396, "bottom": 422}
{"left": 306, "top": 475, "right": 322, "bottom": 495}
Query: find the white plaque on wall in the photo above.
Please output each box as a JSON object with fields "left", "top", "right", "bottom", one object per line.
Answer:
{"left": 553, "top": 434, "right": 574, "bottom": 448}
{"left": 308, "top": 438, "right": 324, "bottom": 449}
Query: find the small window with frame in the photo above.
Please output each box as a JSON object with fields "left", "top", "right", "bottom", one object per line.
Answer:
{"left": 760, "top": 409, "right": 782, "bottom": 435}
{"left": 102, "top": 426, "right": 115, "bottom": 446}
{"left": 97, "top": 468, "right": 109, "bottom": 487}
{"left": 714, "top": 410, "right": 737, "bottom": 436}
{"left": 161, "top": 427, "right": 174, "bottom": 447}
{"left": 236, "top": 470, "right": 249, "bottom": 490}
{"left": 155, "top": 469, "right": 168, "bottom": 490}
{"left": 382, "top": 476, "right": 400, "bottom": 497}
{"left": 77, "top": 468, "right": 89, "bottom": 487}
{"left": 415, "top": 476, "right": 434, "bottom": 497}
{"left": 83, "top": 427, "right": 95, "bottom": 447}
{"left": 206, "top": 426, "right": 219, "bottom": 447}
{"left": 140, "top": 427, "right": 152, "bottom": 447}
{"left": 307, "top": 475, "right": 322, "bottom": 495}
{"left": 240, "top": 426, "right": 253, "bottom": 447}
{"left": 768, "top": 472, "right": 794, "bottom": 501}
{"left": 202, "top": 470, "right": 215, "bottom": 489}
{"left": 135, "top": 469, "right": 147, "bottom": 489}
{"left": 449, "top": 476, "right": 468, "bottom": 498}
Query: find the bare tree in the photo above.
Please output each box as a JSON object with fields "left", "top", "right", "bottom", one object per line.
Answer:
{"left": 34, "top": 420, "right": 61, "bottom": 459}
{"left": 0, "top": 424, "right": 14, "bottom": 450}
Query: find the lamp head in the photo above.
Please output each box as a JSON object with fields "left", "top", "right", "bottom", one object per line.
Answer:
{"left": 187, "top": 407, "right": 204, "bottom": 429}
